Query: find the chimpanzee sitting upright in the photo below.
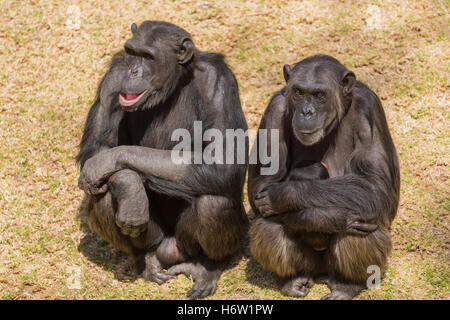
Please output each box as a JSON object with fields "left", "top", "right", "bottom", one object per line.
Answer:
{"left": 76, "top": 21, "right": 249, "bottom": 299}
{"left": 248, "top": 55, "right": 400, "bottom": 299}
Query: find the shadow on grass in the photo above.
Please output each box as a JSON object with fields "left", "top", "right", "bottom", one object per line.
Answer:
{"left": 77, "top": 195, "right": 137, "bottom": 282}
{"left": 244, "top": 256, "right": 280, "bottom": 291}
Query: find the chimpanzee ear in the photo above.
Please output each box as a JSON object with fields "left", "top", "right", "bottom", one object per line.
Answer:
{"left": 131, "top": 23, "right": 138, "bottom": 36}
{"left": 178, "top": 38, "right": 195, "bottom": 64}
{"left": 283, "top": 64, "right": 292, "bottom": 83}
{"left": 341, "top": 70, "right": 356, "bottom": 96}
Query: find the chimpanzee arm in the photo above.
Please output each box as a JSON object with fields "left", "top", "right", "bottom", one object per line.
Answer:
{"left": 248, "top": 92, "right": 290, "bottom": 214}
{"left": 80, "top": 146, "right": 194, "bottom": 184}
{"left": 255, "top": 116, "right": 399, "bottom": 229}
{"left": 79, "top": 60, "right": 248, "bottom": 199}
{"left": 76, "top": 52, "right": 126, "bottom": 168}
{"left": 268, "top": 206, "right": 377, "bottom": 236}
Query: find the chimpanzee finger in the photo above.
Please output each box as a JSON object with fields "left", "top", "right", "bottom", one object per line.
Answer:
{"left": 77, "top": 174, "right": 85, "bottom": 191}
{"left": 168, "top": 262, "right": 198, "bottom": 278}
{"left": 90, "top": 183, "right": 108, "bottom": 195}
{"left": 261, "top": 206, "right": 276, "bottom": 217}
{"left": 129, "top": 226, "right": 145, "bottom": 238}
{"left": 120, "top": 226, "right": 132, "bottom": 236}
{"left": 78, "top": 174, "right": 91, "bottom": 194}
{"left": 254, "top": 198, "right": 267, "bottom": 209}
{"left": 351, "top": 221, "right": 378, "bottom": 232}
{"left": 154, "top": 271, "right": 174, "bottom": 284}
{"left": 255, "top": 190, "right": 269, "bottom": 200}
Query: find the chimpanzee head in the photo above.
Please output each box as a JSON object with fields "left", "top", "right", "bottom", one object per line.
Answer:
{"left": 283, "top": 55, "right": 356, "bottom": 146}
{"left": 119, "top": 21, "right": 196, "bottom": 111}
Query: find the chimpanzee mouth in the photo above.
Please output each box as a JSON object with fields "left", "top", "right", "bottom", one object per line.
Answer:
{"left": 119, "top": 90, "right": 148, "bottom": 109}
{"left": 297, "top": 128, "right": 320, "bottom": 135}
{"left": 294, "top": 127, "right": 325, "bottom": 146}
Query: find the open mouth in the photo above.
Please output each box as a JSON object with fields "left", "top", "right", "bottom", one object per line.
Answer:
{"left": 119, "top": 90, "right": 147, "bottom": 108}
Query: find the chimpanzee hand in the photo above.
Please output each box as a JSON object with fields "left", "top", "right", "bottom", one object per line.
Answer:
{"left": 78, "top": 148, "right": 123, "bottom": 195}
{"left": 254, "top": 182, "right": 297, "bottom": 217}
{"left": 344, "top": 212, "right": 378, "bottom": 236}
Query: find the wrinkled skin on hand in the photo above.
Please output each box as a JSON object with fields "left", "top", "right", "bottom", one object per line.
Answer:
{"left": 78, "top": 148, "right": 123, "bottom": 195}
{"left": 343, "top": 212, "right": 378, "bottom": 236}
{"left": 254, "top": 182, "right": 297, "bottom": 217}
{"left": 255, "top": 182, "right": 378, "bottom": 236}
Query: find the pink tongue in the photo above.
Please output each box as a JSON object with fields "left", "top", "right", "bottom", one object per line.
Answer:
{"left": 124, "top": 93, "right": 140, "bottom": 100}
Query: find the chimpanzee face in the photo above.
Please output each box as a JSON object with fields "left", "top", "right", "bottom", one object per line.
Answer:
{"left": 283, "top": 59, "right": 355, "bottom": 146}
{"left": 288, "top": 81, "right": 332, "bottom": 145}
{"left": 119, "top": 22, "right": 194, "bottom": 111}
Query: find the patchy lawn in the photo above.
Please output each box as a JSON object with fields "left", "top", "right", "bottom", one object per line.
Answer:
{"left": 0, "top": 0, "right": 448, "bottom": 299}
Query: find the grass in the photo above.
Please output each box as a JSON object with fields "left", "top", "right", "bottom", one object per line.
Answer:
{"left": 0, "top": 0, "right": 449, "bottom": 300}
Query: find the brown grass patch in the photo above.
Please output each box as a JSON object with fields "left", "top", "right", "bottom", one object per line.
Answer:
{"left": 0, "top": 0, "right": 448, "bottom": 299}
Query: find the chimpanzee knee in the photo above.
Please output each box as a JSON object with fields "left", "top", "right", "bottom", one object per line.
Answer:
{"left": 197, "top": 195, "right": 248, "bottom": 260}
{"left": 86, "top": 192, "right": 137, "bottom": 256}
{"left": 87, "top": 170, "right": 164, "bottom": 255}
{"left": 108, "top": 169, "right": 150, "bottom": 239}
{"left": 249, "top": 218, "right": 319, "bottom": 277}
{"left": 108, "top": 169, "right": 147, "bottom": 214}
{"left": 176, "top": 195, "right": 248, "bottom": 261}
{"left": 327, "top": 228, "right": 392, "bottom": 283}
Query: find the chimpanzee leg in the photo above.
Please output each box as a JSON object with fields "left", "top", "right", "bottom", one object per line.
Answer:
{"left": 166, "top": 195, "right": 248, "bottom": 299}
{"left": 86, "top": 191, "right": 137, "bottom": 256}
{"left": 108, "top": 169, "right": 149, "bottom": 239}
{"left": 320, "top": 228, "right": 392, "bottom": 300}
{"left": 87, "top": 169, "right": 173, "bottom": 283}
{"left": 249, "top": 217, "right": 323, "bottom": 297}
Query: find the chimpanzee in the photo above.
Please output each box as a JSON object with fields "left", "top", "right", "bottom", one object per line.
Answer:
{"left": 248, "top": 55, "right": 400, "bottom": 300}
{"left": 77, "top": 21, "right": 248, "bottom": 299}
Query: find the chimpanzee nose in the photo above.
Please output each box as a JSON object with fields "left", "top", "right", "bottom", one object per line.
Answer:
{"left": 129, "top": 67, "right": 140, "bottom": 78}
{"left": 300, "top": 105, "right": 315, "bottom": 118}
{"left": 129, "top": 69, "right": 138, "bottom": 78}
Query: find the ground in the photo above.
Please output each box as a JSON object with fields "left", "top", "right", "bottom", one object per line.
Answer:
{"left": 0, "top": 0, "right": 448, "bottom": 299}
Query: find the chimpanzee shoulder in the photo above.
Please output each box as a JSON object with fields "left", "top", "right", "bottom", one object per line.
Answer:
{"left": 350, "top": 81, "right": 389, "bottom": 136}
{"left": 264, "top": 91, "right": 288, "bottom": 116}
{"left": 195, "top": 51, "right": 236, "bottom": 85}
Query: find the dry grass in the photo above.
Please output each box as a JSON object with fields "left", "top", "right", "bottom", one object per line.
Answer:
{"left": 0, "top": 0, "right": 448, "bottom": 299}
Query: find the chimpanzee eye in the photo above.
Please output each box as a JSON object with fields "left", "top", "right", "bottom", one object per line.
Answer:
{"left": 125, "top": 47, "right": 135, "bottom": 56}
{"left": 144, "top": 53, "right": 153, "bottom": 61}
{"left": 295, "top": 89, "right": 303, "bottom": 96}
{"left": 316, "top": 92, "right": 325, "bottom": 99}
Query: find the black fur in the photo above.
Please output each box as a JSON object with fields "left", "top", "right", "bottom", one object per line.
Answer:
{"left": 248, "top": 55, "right": 400, "bottom": 300}
{"left": 77, "top": 21, "right": 248, "bottom": 299}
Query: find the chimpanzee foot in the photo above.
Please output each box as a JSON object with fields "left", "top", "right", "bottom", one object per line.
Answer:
{"left": 137, "top": 251, "right": 174, "bottom": 285}
{"left": 316, "top": 276, "right": 365, "bottom": 300}
{"left": 168, "top": 259, "right": 222, "bottom": 299}
{"left": 281, "top": 276, "right": 314, "bottom": 298}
